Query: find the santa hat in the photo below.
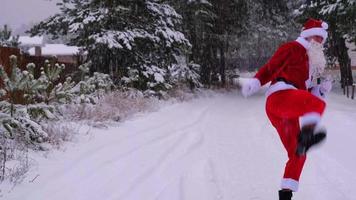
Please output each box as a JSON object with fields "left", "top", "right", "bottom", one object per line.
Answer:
{"left": 300, "top": 18, "right": 328, "bottom": 43}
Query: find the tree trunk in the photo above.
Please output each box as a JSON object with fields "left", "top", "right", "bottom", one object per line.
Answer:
{"left": 1, "top": 141, "right": 6, "bottom": 181}
{"left": 201, "top": 39, "right": 213, "bottom": 87}
{"left": 219, "top": 41, "right": 226, "bottom": 86}
{"left": 330, "top": 30, "right": 353, "bottom": 87}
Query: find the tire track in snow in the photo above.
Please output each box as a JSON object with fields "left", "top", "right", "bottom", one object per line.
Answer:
{"left": 110, "top": 108, "right": 211, "bottom": 200}
{"left": 66, "top": 107, "right": 209, "bottom": 189}
{"left": 45, "top": 101, "right": 213, "bottom": 200}
{"left": 42, "top": 120, "right": 177, "bottom": 183}
{"left": 39, "top": 103, "right": 210, "bottom": 193}
{"left": 11, "top": 101, "right": 212, "bottom": 200}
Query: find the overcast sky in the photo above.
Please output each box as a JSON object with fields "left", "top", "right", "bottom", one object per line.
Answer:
{"left": 0, "top": 0, "right": 59, "bottom": 33}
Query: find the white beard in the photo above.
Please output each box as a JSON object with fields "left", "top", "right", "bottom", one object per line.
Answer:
{"left": 307, "top": 40, "right": 327, "bottom": 81}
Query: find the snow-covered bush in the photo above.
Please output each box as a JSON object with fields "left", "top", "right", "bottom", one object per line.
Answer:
{"left": 0, "top": 58, "right": 74, "bottom": 182}
{"left": 42, "top": 122, "right": 79, "bottom": 148}
{"left": 61, "top": 89, "right": 157, "bottom": 122}
{"left": 0, "top": 136, "right": 32, "bottom": 182}
{"left": 37, "top": 61, "right": 75, "bottom": 104}
{"left": 0, "top": 57, "right": 75, "bottom": 106}
{"left": 0, "top": 101, "right": 54, "bottom": 145}
{"left": 0, "top": 56, "right": 71, "bottom": 147}
{"left": 71, "top": 72, "right": 114, "bottom": 104}
{"left": 78, "top": 64, "right": 90, "bottom": 80}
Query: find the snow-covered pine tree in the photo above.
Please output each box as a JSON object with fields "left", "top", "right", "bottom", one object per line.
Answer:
{"left": 0, "top": 25, "right": 19, "bottom": 47}
{"left": 23, "top": 63, "right": 47, "bottom": 104}
{"left": 30, "top": 0, "right": 191, "bottom": 93}
{"left": 168, "top": 0, "right": 215, "bottom": 85}
{"left": 232, "top": 0, "right": 298, "bottom": 72}
{"left": 172, "top": 0, "right": 295, "bottom": 86}
{"left": 336, "top": 0, "right": 356, "bottom": 44}
{"left": 78, "top": 63, "right": 90, "bottom": 81}
{"left": 169, "top": 61, "right": 202, "bottom": 90}
{"left": 209, "top": 0, "right": 248, "bottom": 85}
{"left": 0, "top": 56, "right": 30, "bottom": 116}
{"left": 37, "top": 61, "right": 75, "bottom": 104}
{"left": 0, "top": 56, "right": 51, "bottom": 145}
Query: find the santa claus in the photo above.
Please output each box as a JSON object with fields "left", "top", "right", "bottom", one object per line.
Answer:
{"left": 241, "top": 18, "right": 332, "bottom": 200}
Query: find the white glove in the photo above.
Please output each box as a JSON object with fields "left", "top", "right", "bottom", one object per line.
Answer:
{"left": 310, "top": 80, "right": 332, "bottom": 99}
{"left": 241, "top": 78, "right": 261, "bottom": 97}
{"left": 320, "top": 79, "right": 332, "bottom": 93}
{"left": 310, "top": 85, "right": 324, "bottom": 99}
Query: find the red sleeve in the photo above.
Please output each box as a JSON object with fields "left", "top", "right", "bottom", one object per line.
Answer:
{"left": 254, "top": 43, "right": 292, "bottom": 86}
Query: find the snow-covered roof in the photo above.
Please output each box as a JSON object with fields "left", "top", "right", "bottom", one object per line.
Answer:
{"left": 28, "top": 44, "right": 81, "bottom": 56}
{"left": 18, "top": 36, "right": 44, "bottom": 46}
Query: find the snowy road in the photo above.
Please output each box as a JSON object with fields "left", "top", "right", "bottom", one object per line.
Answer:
{"left": 2, "top": 91, "right": 356, "bottom": 200}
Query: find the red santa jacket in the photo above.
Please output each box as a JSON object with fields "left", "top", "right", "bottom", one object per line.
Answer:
{"left": 254, "top": 38, "right": 309, "bottom": 91}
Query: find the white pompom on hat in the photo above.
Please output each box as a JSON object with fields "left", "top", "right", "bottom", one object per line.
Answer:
{"left": 300, "top": 18, "right": 328, "bottom": 43}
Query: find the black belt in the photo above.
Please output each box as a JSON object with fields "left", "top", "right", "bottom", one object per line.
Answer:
{"left": 275, "top": 77, "right": 298, "bottom": 88}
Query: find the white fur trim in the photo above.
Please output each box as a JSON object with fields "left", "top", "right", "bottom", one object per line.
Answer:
{"left": 314, "top": 124, "right": 326, "bottom": 134}
{"left": 300, "top": 112, "right": 321, "bottom": 127}
{"left": 300, "top": 28, "right": 328, "bottom": 43}
{"left": 296, "top": 37, "right": 311, "bottom": 50}
{"left": 281, "top": 178, "right": 299, "bottom": 192}
{"left": 265, "top": 81, "right": 296, "bottom": 97}
{"left": 321, "top": 22, "right": 328, "bottom": 30}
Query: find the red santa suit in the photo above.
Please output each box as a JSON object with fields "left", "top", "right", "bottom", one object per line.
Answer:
{"left": 248, "top": 19, "right": 329, "bottom": 192}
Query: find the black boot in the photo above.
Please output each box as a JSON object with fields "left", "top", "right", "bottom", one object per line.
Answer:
{"left": 296, "top": 125, "right": 326, "bottom": 156}
{"left": 279, "top": 190, "right": 293, "bottom": 200}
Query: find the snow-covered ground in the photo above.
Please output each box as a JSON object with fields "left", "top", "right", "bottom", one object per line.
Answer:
{"left": 1, "top": 90, "right": 356, "bottom": 200}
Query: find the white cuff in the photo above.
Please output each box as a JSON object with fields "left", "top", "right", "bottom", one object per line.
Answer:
{"left": 281, "top": 178, "right": 299, "bottom": 192}
{"left": 300, "top": 112, "right": 321, "bottom": 127}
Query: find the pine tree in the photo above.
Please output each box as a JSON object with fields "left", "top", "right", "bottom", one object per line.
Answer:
{"left": 30, "top": 0, "right": 190, "bottom": 93}
{"left": 170, "top": 0, "right": 248, "bottom": 86}
{"left": 210, "top": 0, "right": 248, "bottom": 86}
{"left": 23, "top": 63, "right": 47, "bottom": 104}
{"left": 233, "top": 0, "right": 298, "bottom": 72}
{"left": 171, "top": 0, "right": 297, "bottom": 86}
{"left": 37, "top": 61, "right": 75, "bottom": 104}
{"left": 0, "top": 56, "right": 51, "bottom": 145}
{"left": 73, "top": 72, "right": 114, "bottom": 104}
{"left": 0, "top": 56, "right": 30, "bottom": 116}
{"left": 0, "top": 57, "right": 75, "bottom": 106}
{"left": 0, "top": 25, "right": 19, "bottom": 47}
{"left": 340, "top": 0, "right": 356, "bottom": 44}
